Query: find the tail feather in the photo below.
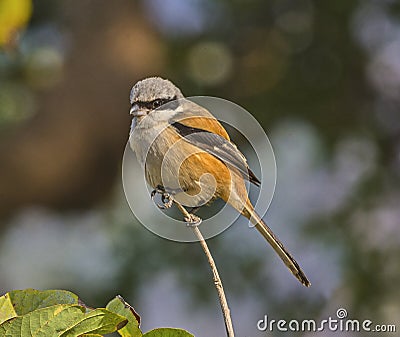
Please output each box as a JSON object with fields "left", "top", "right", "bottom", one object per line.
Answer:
{"left": 244, "top": 204, "right": 311, "bottom": 287}
{"left": 220, "top": 170, "right": 310, "bottom": 287}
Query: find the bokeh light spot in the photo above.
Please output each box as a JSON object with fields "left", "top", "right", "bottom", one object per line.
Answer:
{"left": 187, "top": 41, "right": 233, "bottom": 86}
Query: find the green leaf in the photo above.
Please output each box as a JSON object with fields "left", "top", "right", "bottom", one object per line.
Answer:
{"left": 0, "top": 290, "right": 194, "bottom": 337}
{"left": 0, "top": 293, "right": 16, "bottom": 325}
{"left": 143, "top": 328, "right": 194, "bottom": 337}
{"left": 106, "top": 296, "right": 141, "bottom": 337}
{"left": 0, "top": 289, "right": 80, "bottom": 324}
{"left": 0, "top": 304, "right": 84, "bottom": 336}
{"left": 0, "top": 304, "right": 128, "bottom": 337}
{"left": 59, "top": 308, "right": 128, "bottom": 337}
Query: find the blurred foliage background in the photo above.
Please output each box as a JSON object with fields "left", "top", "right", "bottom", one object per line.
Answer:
{"left": 1, "top": 0, "right": 400, "bottom": 336}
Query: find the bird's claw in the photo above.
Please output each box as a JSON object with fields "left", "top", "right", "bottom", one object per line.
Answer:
{"left": 151, "top": 186, "right": 164, "bottom": 199}
{"left": 150, "top": 186, "right": 202, "bottom": 225}
{"left": 151, "top": 187, "right": 173, "bottom": 209}
{"left": 159, "top": 193, "right": 173, "bottom": 209}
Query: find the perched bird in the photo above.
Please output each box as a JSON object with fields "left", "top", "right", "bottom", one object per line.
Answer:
{"left": 129, "top": 77, "right": 310, "bottom": 287}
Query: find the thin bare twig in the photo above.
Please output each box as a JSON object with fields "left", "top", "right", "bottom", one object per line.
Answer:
{"left": 174, "top": 201, "right": 235, "bottom": 337}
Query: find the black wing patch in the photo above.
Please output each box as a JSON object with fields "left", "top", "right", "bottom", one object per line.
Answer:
{"left": 172, "top": 122, "right": 261, "bottom": 187}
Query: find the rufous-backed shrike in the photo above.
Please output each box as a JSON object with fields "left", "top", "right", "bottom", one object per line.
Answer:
{"left": 129, "top": 77, "right": 310, "bottom": 287}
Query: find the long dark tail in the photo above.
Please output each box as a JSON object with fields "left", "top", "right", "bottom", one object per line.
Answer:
{"left": 243, "top": 203, "right": 311, "bottom": 287}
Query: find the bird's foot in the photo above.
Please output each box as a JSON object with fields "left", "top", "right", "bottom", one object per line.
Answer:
{"left": 150, "top": 186, "right": 201, "bottom": 225}
{"left": 151, "top": 185, "right": 165, "bottom": 198}
{"left": 151, "top": 186, "right": 174, "bottom": 209}
{"left": 160, "top": 193, "right": 173, "bottom": 209}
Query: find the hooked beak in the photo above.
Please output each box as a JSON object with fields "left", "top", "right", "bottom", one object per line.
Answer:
{"left": 130, "top": 104, "right": 147, "bottom": 117}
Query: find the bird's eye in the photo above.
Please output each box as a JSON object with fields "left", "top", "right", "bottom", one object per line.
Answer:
{"left": 152, "top": 99, "right": 163, "bottom": 109}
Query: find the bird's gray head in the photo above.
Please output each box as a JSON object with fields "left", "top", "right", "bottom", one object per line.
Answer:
{"left": 129, "top": 77, "right": 184, "bottom": 117}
